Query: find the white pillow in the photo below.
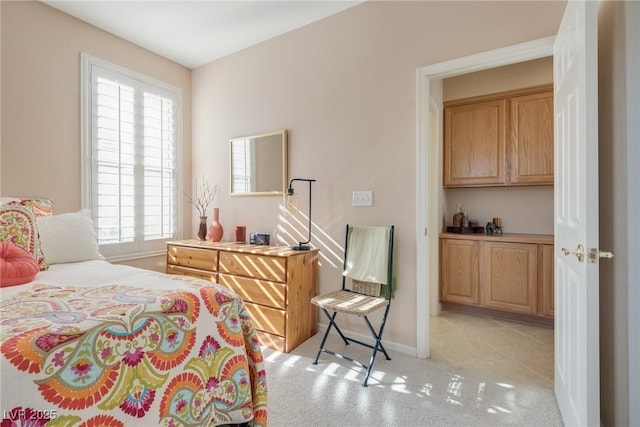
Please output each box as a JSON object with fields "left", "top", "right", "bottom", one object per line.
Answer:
{"left": 36, "top": 209, "right": 105, "bottom": 264}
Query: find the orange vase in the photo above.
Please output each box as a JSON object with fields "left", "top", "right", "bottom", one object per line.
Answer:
{"left": 208, "top": 207, "right": 223, "bottom": 242}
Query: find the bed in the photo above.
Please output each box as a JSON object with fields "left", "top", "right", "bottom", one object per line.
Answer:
{"left": 0, "top": 201, "right": 267, "bottom": 426}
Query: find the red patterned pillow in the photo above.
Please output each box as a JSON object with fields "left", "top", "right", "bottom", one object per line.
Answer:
{"left": 0, "top": 241, "right": 39, "bottom": 287}
{"left": 0, "top": 205, "right": 48, "bottom": 270}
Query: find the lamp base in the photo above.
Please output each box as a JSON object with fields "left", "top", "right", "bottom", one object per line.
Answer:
{"left": 291, "top": 243, "right": 311, "bottom": 251}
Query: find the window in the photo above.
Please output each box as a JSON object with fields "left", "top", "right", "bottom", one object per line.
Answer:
{"left": 81, "top": 54, "right": 182, "bottom": 260}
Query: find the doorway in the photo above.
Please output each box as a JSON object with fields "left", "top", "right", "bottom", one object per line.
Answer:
{"left": 415, "top": 36, "right": 556, "bottom": 358}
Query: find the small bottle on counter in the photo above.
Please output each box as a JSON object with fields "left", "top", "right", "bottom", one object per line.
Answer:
{"left": 453, "top": 203, "right": 463, "bottom": 227}
{"left": 461, "top": 213, "right": 469, "bottom": 228}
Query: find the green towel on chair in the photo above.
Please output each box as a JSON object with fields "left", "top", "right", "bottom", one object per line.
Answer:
{"left": 343, "top": 226, "right": 391, "bottom": 286}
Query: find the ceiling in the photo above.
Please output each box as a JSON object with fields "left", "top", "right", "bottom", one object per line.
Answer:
{"left": 44, "top": 1, "right": 363, "bottom": 69}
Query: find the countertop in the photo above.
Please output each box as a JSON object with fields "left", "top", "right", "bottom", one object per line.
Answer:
{"left": 439, "top": 232, "right": 554, "bottom": 245}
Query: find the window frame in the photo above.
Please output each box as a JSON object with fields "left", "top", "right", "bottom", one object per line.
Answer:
{"left": 80, "top": 53, "right": 183, "bottom": 261}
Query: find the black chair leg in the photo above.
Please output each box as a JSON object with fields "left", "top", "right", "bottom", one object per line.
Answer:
{"left": 361, "top": 306, "right": 391, "bottom": 386}
{"left": 314, "top": 305, "right": 392, "bottom": 387}
{"left": 314, "top": 310, "right": 350, "bottom": 365}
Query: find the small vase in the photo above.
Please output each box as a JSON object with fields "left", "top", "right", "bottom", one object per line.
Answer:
{"left": 208, "top": 207, "right": 223, "bottom": 242}
{"left": 197, "top": 216, "right": 208, "bottom": 241}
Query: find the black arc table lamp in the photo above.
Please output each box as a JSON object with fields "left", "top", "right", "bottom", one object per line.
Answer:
{"left": 287, "top": 178, "right": 316, "bottom": 250}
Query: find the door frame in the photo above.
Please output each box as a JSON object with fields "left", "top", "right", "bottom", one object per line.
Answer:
{"left": 415, "top": 36, "right": 555, "bottom": 358}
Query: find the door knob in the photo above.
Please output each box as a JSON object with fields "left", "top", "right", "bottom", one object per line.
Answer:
{"left": 561, "top": 244, "right": 584, "bottom": 262}
{"left": 588, "top": 248, "right": 614, "bottom": 264}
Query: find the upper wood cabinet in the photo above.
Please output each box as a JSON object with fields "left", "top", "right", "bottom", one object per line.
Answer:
{"left": 443, "top": 99, "right": 507, "bottom": 187}
{"left": 509, "top": 91, "right": 554, "bottom": 185}
{"left": 443, "top": 85, "right": 553, "bottom": 187}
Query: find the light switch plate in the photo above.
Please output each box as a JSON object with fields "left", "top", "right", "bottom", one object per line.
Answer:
{"left": 352, "top": 190, "right": 373, "bottom": 207}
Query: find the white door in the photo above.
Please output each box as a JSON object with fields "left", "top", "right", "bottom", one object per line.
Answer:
{"left": 553, "top": 1, "right": 600, "bottom": 426}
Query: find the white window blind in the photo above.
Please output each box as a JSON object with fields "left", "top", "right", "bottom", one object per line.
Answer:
{"left": 82, "top": 55, "right": 182, "bottom": 260}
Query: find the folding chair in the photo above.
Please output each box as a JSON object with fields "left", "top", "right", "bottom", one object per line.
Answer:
{"left": 310, "top": 224, "right": 395, "bottom": 386}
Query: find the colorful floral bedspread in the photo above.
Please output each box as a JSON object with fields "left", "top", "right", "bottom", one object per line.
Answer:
{"left": 0, "top": 274, "right": 267, "bottom": 426}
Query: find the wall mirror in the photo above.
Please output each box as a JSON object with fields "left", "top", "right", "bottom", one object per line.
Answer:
{"left": 230, "top": 129, "right": 288, "bottom": 196}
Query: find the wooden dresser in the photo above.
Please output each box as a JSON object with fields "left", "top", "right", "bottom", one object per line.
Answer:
{"left": 166, "top": 240, "right": 319, "bottom": 353}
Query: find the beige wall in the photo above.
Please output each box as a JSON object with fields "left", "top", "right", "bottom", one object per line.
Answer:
{"left": 0, "top": 1, "right": 192, "bottom": 272}
{"left": 443, "top": 57, "right": 554, "bottom": 235}
{"left": 443, "top": 56, "right": 553, "bottom": 101}
{"left": 191, "top": 1, "right": 566, "bottom": 348}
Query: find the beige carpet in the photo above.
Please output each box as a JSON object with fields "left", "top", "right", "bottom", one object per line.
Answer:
{"left": 262, "top": 324, "right": 563, "bottom": 426}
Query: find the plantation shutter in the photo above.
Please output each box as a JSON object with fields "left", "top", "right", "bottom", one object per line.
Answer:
{"left": 142, "top": 92, "right": 177, "bottom": 241}
{"left": 92, "top": 72, "right": 136, "bottom": 244}
{"left": 86, "top": 56, "right": 181, "bottom": 259}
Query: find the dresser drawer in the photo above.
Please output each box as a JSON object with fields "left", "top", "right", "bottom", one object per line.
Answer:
{"left": 219, "top": 252, "right": 286, "bottom": 282}
{"left": 168, "top": 245, "right": 218, "bottom": 271}
{"left": 218, "top": 273, "right": 286, "bottom": 310}
{"left": 167, "top": 265, "right": 217, "bottom": 282}
{"left": 245, "top": 301, "right": 286, "bottom": 336}
{"left": 255, "top": 331, "right": 286, "bottom": 353}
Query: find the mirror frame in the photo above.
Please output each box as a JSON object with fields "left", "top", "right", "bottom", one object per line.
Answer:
{"left": 229, "top": 129, "right": 288, "bottom": 196}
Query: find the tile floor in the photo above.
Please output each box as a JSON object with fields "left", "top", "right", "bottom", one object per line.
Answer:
{"left": 429, "top": 310, "right": 555, "bottom": 390}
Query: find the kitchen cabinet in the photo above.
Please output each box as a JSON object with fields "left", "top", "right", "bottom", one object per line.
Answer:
{"left": 480, "top": 241, "right": 538, "bottom": 314}
{"left": 440, "top": 232, "right": 554, "bottom": 321}
{"left": 443, "top": 84, "right": 553, "bottom": 188}
{"left": 540, "top": 244, "right": 555, "bottom": 317}
{"left": 509, "top": 91, "right": 554, "bottom": 185}
{"left": 440, "top": 238, "right": 479, "bottom": 305}
{"left": 443, "top": 99, "right": 507, "bottom": 186}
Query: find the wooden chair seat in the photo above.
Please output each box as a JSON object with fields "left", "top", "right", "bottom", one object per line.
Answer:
{"left": 311, "top": 290, "right": 389, "bottom": 317}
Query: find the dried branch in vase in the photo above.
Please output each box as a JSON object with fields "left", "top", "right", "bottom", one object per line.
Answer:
{"left": 184, "top": 176, "right": 218, "bottom": 217}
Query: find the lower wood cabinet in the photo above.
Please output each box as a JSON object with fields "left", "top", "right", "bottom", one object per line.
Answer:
{"left": 167, "top": 240, "right": 318, "bottom": 353}
{"left": 440, "top": 239, "right": 479, "bottom": 305}
{"left": 540, "top": 244, "right": 555, "bottom": 317}
{"left": 440, "top": 233, "right": 554, "bottom": 320}
{"left": 481, "top": 241, "right": 538, "bottom": 314}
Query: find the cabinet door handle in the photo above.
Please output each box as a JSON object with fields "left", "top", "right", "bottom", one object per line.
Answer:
{"left": 561, "top": 244, "right": 584, "bottom": 263}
